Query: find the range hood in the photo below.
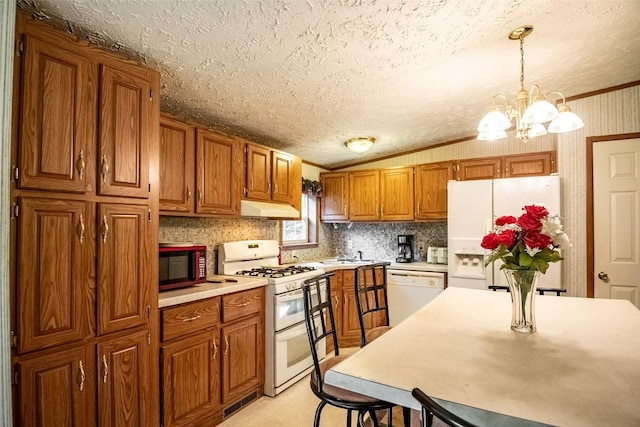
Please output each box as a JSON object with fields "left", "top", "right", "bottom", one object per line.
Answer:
{"left": 240, "top": 200, "right": 300, "bottom": 219}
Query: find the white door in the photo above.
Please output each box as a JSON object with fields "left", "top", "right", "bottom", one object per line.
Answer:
{"left": 593, "top": 138, "right": 640, "bottom": 307}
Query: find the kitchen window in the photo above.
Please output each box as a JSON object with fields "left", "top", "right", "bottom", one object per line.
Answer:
{"left": 281, "top": 194, "right": 318, "bottom": 248}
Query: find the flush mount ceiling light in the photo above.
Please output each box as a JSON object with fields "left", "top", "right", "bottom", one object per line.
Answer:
{"left": 344, "top": 137, "right": 375, "bottom": 153}
{"left": 477, "top": 25, "right": 584, "bottom": 142}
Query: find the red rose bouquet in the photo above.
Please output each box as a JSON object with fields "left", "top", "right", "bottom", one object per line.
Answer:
{"left": 481, "top": 204, "right": 570, "bottom": 274}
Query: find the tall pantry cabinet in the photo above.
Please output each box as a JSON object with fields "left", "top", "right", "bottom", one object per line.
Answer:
{"left": 10, "top": 14, "right": 160, "bottom": 427}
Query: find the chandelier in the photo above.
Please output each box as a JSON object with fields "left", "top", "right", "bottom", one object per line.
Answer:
{"left": 344, "top": 137, "right": 375, "bottom": 153}
{"left": 477, "top": 25, "right": 584, "bottom": 142}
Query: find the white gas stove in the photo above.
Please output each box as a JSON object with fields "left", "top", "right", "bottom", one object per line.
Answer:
{"left": 218, "top": 240, "right": 326, "bottom": 396}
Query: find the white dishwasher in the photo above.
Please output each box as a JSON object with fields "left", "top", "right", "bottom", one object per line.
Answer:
{"left": 387, "top": 269, "right": 445, "bottom": 326}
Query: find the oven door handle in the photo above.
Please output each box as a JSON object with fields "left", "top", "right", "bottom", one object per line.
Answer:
{"left": 276, "top": 285, "right": 326, "bottom": 303}
{"left": 276, "top": 315, "right": 323, "bottom": 341}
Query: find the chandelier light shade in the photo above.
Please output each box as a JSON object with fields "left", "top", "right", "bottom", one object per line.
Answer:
{"left": 344, "top": 136, "right": 375, "bottom": 153}
{"left": 477, "top": 25, "right": 584, "bottom": 142}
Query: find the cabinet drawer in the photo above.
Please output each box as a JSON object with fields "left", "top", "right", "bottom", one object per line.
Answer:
{"left": 162, "top": 298, "right": 220, "bottom": 342}
{"left": 221, "top": 288, "right": 263, "bottom": 323}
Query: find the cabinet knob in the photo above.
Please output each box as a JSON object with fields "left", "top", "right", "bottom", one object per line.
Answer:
{"left": 102, "top": 354, "right": 109, "bottom": 384}
{"left": 77, "top": 213, "right": 85, "bottom": 245}
{"left": 224, "top": 336, "right": 229, "bottom": 355}
{"left": 212, "top": 338, "right": 218, "bottom": 361}
{"left": 101, "top": 155, "right": 110, "bottom": 183}
{"left": 78, "top": 360, "right": 86, "bottom": 391}
{"left": 186, "top": 185, "right": 191, "bottom": 202}
{"left": 101, "top": 215, "right": 109, "bottom": 244}
{"left": 76, "top": 150, "right": 85, "bottom": 181}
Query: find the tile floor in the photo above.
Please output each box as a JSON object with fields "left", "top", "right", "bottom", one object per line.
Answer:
{"left": 218, "top": 349, "right": 406, "bottom": 427}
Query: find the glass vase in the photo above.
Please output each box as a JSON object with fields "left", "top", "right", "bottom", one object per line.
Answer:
{"left": 503, "top": 269, "right": 540, "bottom": 334}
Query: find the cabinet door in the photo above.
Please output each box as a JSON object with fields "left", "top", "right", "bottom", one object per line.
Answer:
{"left": 457, "top": 157, "right": 502, "bottom": 180}
{"left": 19, "top": 36, "right": 95, "bottom": 193}
{"left": 245, "top": 144, "right": 271, "bottom": 201}
{"left": 415, "top": 161, "right": 455, "bottom": 220}
{"left": 349, "top": 170, "right": 379, "bottom": 221}
{"left": 196, "top": 129, "right": 241, "bottom": 215}
{"left": 161, "top": 329, "right": 221, "bottom": 427}
{"left": 97, "top": 204, "right": 149, "bottom": 335}
{"left": 97, "top": 331, "right": 150, "bottom": 427}
{"left": 504, "top": 151, "right": 555, "bottom": 178}
{"left": 338, "top": 270, "right": 361, "bottom": 346}
{"left": 17, "top": 197, "right": 93, "bottom": 353}
{"left": 159, "top": 116, "right": 195, "bottom": 213}
{"left": 98, "top": 65, "right": 150, "bottom": 198}
{"left": 271, "top": 151, "right": 293, "bottom": 203}
{"left": 380, "top": 167, "right": 414, "bottom": 220}
{"left": 18, "top": 345, "right": 91, "bottom": 427}
{"left": 221, "top": 315, "right": 263, "bottom": 405}
{"left": 320, "top": 172, "right": 349, "bottom": 221}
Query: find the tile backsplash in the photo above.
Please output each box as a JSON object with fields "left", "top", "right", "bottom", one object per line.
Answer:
{"left": 160, "top": 216, "right": 447, "bottom": 273}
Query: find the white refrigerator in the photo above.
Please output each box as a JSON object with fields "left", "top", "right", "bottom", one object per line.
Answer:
{"left": 447, "top": 175, "right": 561, "bottom": 290}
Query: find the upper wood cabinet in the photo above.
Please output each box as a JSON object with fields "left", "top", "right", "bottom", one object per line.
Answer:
{"left": 380, "top": 167, "right": 414, "bottom": 221}
{"left": 98, "top": 65, "right": 151, "bottom": 198}
{"left": 159, "top": 116, "right": 195, "bottom": 213}
{"left": 503, "top": 151, "right": 555, "bottom": 178}
{"left": 196, "top": 129, "right": 242, "bottom": 216}
{"left": 415, "top": 161, "right": 455, "bottom": 221}
{"left": 349, "top": 170, "right": 379, "bottom": 221}
{"left": 244, "top": 142, "right": 297, "bottom": 205}
{"left": 320, "top": 172, "right": 349, "bottom": 221}
{"left": 18, "top": 36, "right": 96, "bottom": 194}
{"left": 348, "top": 168, "right": 414, "bottom": 221}
{"left": 457, "top": 151, "right": 556, "bottom": 181}
{"left": 457, "top": 156, "right": 503, "bottom": 181}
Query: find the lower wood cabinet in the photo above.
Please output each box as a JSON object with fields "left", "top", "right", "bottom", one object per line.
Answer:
{"left": 160, "top": 287, "right": 264, "bottom": 426}
{"left": 161, "top": 329, "right": 221, "bottom": 427}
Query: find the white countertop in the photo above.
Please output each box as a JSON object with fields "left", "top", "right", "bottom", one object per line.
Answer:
{"left": 325, "top": 287, "right": 640, "bottom": 427}
{"left": 298, "top": 259, "right": 448, "bottom": 273}
{"left": 158, "top": 275, "right": 268, "bottom": 308}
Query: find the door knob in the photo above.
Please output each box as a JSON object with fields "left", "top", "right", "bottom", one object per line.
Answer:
{"left": 598, "top": 271, "right": 609, "bottom": 281}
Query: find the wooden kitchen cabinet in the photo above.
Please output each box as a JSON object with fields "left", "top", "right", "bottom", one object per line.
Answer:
{"left": 17, "top": 35, "right": 96, "bottom": 194}
{"left": 244, "top": 142, "right": 297, "bottom": 206}
{"left": 11, "top": 14, "right": 159, "bottom": 427}
{"left": 457, "top": 151, "right": 556, "bottom": 181}
{"left": 97, "top": 203, "right": 151, "bottom": 336}
{"left": 414, "top": 161, "right": 455, "bottom": 221}
{"left": 349, "top": 170, "right": 380, "bottom": 221}
{"left": 161, "top": 329, "right": 221, "bottom": 427}
{"left": 220, "top": 288, "right": 264, "bottom": 408}
{"left": 380, "top": 167, "right": 414, "bottom": 221}
{"left": 16, "top": 197, "right": 94, "bottom": 353}
{"left": 97, "top": 65, "right": 152, "bottom": 199}
{"left": 196, "top": 129, "right": 242, "bottom": 216}
{"left": 97, "top": 330, "right": 151, "bottom": 427}
{"left": 320, "top": 172, "right": 349, "bottom": 221}
{"left": 159, "top": 116, "right": 195, "bottom": 213}
{"left": 16, "top": 345, "right": 94, "bottom": 427}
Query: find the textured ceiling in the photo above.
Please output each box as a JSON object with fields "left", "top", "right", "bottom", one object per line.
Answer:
{"left": 18, "top": 0, "right": 640, "bottom": 169}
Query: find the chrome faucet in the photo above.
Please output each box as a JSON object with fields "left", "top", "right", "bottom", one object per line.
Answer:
{"left": 357, "top": 250, "right": 363, "bottom": 260}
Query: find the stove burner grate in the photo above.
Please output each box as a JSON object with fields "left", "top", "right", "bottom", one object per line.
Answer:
{"left": 235, "top": 265, "right": 316, "bottom": 278}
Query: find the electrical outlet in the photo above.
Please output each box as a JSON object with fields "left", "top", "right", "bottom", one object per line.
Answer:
{"left": 419, "top": 241, "right": 426, "bottom": 250}
{"left": 347, "top": 238, "right": 353, "bottom": 250}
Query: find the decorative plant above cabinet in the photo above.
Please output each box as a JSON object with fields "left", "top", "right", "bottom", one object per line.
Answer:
{"left": 302, "top": 178, "right": 322, "bottom": 196}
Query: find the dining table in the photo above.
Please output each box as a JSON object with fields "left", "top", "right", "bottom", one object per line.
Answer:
{"left": 324, "top": 287, "right": 640, "bottom": 427}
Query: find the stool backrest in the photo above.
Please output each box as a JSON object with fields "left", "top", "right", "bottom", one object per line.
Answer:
{"left": 354, "top": 262, "right": 390, "bottom": 347}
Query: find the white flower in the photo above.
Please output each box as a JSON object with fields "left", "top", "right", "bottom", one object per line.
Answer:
{"left": 525, "top": 246, "right": 542, "bottom": 257}
{"left": 541, "top": 215, "right": 571, "bottom": 248}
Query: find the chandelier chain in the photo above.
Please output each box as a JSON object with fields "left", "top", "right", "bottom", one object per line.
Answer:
{"left": 519, "top": 36, "right": 525, "bottom": 90}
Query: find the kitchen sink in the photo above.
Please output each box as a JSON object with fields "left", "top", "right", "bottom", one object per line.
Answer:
{"left": 320, "top": 258, "right": 376, "bottom": 265}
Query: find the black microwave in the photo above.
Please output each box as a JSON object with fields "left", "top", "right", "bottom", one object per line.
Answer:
{"left": 159, "top": 244, "right": 207, "bottom": 291}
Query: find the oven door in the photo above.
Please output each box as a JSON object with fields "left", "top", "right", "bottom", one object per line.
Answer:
{"left": 274, "top": 316, "right": 326, "bottom": 388}
{"left": 274, "top": 283, "right": 326, "bottom": 330}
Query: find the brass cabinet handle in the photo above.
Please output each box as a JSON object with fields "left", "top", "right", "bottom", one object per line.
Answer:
{"left": 77, "top": 213, "right": 85, "bottom": 245}
{"left": 198, "top": 187, "right": 202, "bottom": 205}
{"left": 381, "top": 204, "right": 384, "bottom": 217}
{"left": 417, "top": 202, "right": 421, "bottom": 215}
{"left": 234, "top": 301, "right": 250, "bottom": 308}
{"left": 186, "top": 185, "right": 192, "bottom": 202}
{"left": 101, "top": 155, "right": 110, "bottom": 183}
{"left": 224, "top": 336, "right": 229, "bottom": 355}
{"left": 268, "top": 181, "right": 271, "bottom": 195}
{"left": 101, "top": 215, "right": 109, "bottom": 244}
{"left": 102, "top": 354, "right": 108, "bottom": 384}
{"left": 274, "top": 182, "right": 278, "bottom": 194}
{"left": 79, "top": 360, "right": 86, "bottom": 391}
{"left": 77, "top": 150, "right": 85, "bottom": 181}
{"left": 182, "top": 315, "right": 201, "bottom": 322}
{"left": 212, "top": 338, "right": 218, "bottom": 360}
{"left": 334, "top": 295, "right": 339, "bottom": 309}
{"left": 343, "top": 205, "right": 347, "bottom": 215}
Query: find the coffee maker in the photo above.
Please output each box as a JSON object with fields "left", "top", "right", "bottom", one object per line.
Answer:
{"left": 396, "top": 235, "right": 414, "bottom": 263}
